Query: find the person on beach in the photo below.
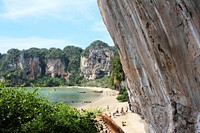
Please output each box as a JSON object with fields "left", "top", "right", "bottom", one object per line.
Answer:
{"left": 109, "top": 112, "right": 112, "bottom": 118}
{"left": 107, "top": 105, "right": 109, "bottom": 110}
{"left": 120, "top": 107, "right": 124, "bottom": 114}
{"left": 126, "top": 106, "right": 128, "bottom": 113}
{"left": 121, "top": 120, "right": 126, "bottom": 126}
{"left": 116, "top": 108, "right": 119, "bottom": 113}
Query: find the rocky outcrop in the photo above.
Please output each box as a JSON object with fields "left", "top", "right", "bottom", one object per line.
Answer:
{"left": 46, "top": 59, "right": 69, "bottom": 79}
{"left": 19, "top": 54, "right": 41, "bottom": 80}
{"left": 98, "top": 0, "right": 200, "bottom": 132}
{"left": 0, "top": 43, "right": 115, "bottom": 85}
{"left": 0, "top": 52, "right": 69, "bottom": 82}
{"left": 80, "top": 40, "right": 115, "bottom": 79}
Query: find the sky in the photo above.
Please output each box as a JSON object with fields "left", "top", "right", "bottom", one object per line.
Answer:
{"left": 0, "top": 0, "right": 114, "bottom": 54}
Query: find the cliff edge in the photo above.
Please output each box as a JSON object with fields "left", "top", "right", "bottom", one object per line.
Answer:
{"left": 98, "top": 0, "right": 200, "bottom": 132}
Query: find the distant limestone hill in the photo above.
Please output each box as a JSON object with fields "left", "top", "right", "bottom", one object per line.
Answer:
{"left": 80, "top": 40, "right": 115, "bottom": 79}
{"left": 0, "top": 40, "right": 115, "bottom": 86}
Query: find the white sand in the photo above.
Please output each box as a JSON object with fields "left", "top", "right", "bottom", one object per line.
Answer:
{"left": 78, "top": 87, "right": 147, "bottom": 133}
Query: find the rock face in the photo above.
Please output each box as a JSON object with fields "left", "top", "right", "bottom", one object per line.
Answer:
{"left": 46, "top": 59, "right": 68, "bottom": 79}
{"left": 80, "top": 40, "right": 115, "bottom": 79}
{"left": 1, "top": 52, "right": 68, "bottom": 81}
{"left": 98, "top": 0, "right": 200, "bottom": 132}
{"left": 19, "top": 54, "right": 41, "bottom": 80}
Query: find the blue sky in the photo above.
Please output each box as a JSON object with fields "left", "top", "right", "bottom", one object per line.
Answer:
{"left": 0, "top": 0, "right": 113, "bottom": 54}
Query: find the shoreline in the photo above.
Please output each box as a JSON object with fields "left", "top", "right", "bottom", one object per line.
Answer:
{"left": 32, "top": 86, "right": 147, "bottom": 133}
{"left": 40, "top": 86, "right": 111, "bottom": 108}
{"left": 77, "top": 87, "right": 118, "bottom": 110}
{"left": 78, "top": 87, "right": 147, "bottom": 133}
{"left": 43, "top": 85, "right": 112, "bottom": 90}
{"left": 35, "top": 86, "right": 147, "bottom": 133}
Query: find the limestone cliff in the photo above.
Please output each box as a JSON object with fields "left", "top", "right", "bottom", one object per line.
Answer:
{"left": 46, "top": 59, "right": 68, "bottom": 79}
{"left": 98, "top": 0, "right": 200, "bottom": 132}
{"left": 0, "top": 49, "right": 69, "bottom": 83}
{"left": 80, "top": 40, "right": 115, "bottom": 79}
{"left": 19, "top": 53, "right": 41, "bottom": 80}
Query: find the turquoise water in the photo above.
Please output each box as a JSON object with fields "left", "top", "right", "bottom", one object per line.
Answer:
{"left": 39, "top": 87, "right": 102, "bottom": 107}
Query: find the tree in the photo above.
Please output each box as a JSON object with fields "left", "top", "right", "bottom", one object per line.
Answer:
{"left": 81, "top": 40, "right": 111, "bottom": 57}
{"left": 63, "top": 46, "right": 83, "bottom": 73}
{"left": 46, "top": 48, "right": 64, "bottom": 59}
{"left": 7, "top": 48, "right": 20, "bottom": 65}
{"left": 111, "top": 53, "right": 125, "bottom": 90}
{"left": 0, "top": 87, "right": 98, "bottom": 133}
{"left": 22, "top": 48, "right": 41, "bottom": 58}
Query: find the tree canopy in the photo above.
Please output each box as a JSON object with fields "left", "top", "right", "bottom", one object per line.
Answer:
{"left": 0, "top": 40, "right": 115, "bottom": 87}
{"left": 81, "top": 40, "right": 111, "bottom": 57}
{"left": 0, "top": 87, "right": 98, "bottom": 133}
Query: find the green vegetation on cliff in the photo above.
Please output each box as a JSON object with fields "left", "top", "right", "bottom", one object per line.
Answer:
{"left": 110, "top": 52, "right": 127, "bottom": 102}
{"left": 110, "top": 53, "right": 125, "bottom": 87}
{"left": 46, "top": 48, "right": 64, "bottom": 59}
{"left": 30, "top": 76, "right": 66, "bottom": 87}
{"left": 63, "top": 46, "right": 83, "bottom": 74}
{"left": 0, "top": 45, "right": 84, "bottom": 87}
{"left": 81, "top": 40, "right": 112, "bottom": 58}
{"left": 0, "top": 40, "right": 125, "bottom": 89}
{"left": 116, "top": 88, "right": 128, "bottom": 102}
{"left": 0, "top": 87, "right": 98, "bottom": 133}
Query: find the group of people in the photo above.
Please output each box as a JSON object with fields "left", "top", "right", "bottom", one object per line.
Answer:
{"left": 105, "top": 105, "right": 129, "bottom": 127}
{"left": 116, "top": 107, "right": 128, "bottom": 115}
{"left": 108, "top": 106, "right": 128, "bottom": 118}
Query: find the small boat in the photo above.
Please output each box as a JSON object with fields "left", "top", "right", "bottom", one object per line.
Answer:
{"left": 79, "top": 91, "right": 86, "bottom": 93}
{"left": 93, "top": 90, "right": 103, "bottom": 93}
{"left": 84, "top": 101, "right": 91, "bottom": 103}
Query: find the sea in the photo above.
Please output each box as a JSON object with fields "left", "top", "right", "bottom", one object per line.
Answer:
{"left": 38, "top": 87, "right": 102, "bottom": 108}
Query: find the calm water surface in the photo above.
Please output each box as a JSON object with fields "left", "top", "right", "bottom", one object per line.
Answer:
{"left": 39, "top": 87, "right": 102, "bottom": 107}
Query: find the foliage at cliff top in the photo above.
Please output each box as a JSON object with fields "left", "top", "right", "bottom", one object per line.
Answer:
{"left": 81, "top": 40, "right": 114, "bottom": 57}
{"left": 63, "top": 46, "right": 83, "bottom": 74}
{"left": 0, "top": 40, "right": 115, "bottom": 87}
{"left": 0, "top": 87, "right": 98, "bottom": 133}
{"left": 0, "top": 45, "right": 83, "bottom": 87}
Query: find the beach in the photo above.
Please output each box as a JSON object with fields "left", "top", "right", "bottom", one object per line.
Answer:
{"left": 78, "top": 87, "right": 147, "bottom": 133}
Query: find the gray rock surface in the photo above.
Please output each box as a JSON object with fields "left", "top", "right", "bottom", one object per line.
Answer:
{"left": 98, "top": 0, "right": 200, "bottom": 132}
{"left": 19, "top": 54, "right": 41, "bottom": 80}
{"left": 80, "top": 41, "right": 115, "bottom": 79}
{"left": 46, "top": 59, "right": 68, "bottom": 79}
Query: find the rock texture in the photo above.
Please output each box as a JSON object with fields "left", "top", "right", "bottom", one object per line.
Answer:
{"left": 80, "top": 40, "right": 115, "bottom": 79}
{"left": 0, "top": 52, "right": 68, "bottom": 82}
{"left": 98, "top": 0, "right": 200, "bottom": 132}
{"left": 46, "top": 59, "right": 68, "bottom": 79}
{"left": 19, "top": 54, "right": 41, "bottom": 80}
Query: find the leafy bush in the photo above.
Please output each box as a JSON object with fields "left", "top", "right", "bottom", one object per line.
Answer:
{"left": 111, "top": 54, "right": 125, "bottom": 86}
{"left": 29, "top": 76, "right": 66, "bottom": 87}
{"left": 21, "top": 48, "right": 41, "bottom": 58}
{"left": 7, "top": 49, "right": 20, "bottom": 65}
{"left": 116, "top": 89, "right": 128, "bottom": 102}
{"left": 63, "top": 46, "right": 83, "bottom": 74}
{"left": 45, "top": 48, "right": 64, "bottom": 59}
{"left": 0, "top": 87, "right": 98, "bottom": 133}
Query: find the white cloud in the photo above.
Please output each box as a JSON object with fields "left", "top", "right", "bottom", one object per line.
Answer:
{"left": 0, "top": 0, "right": 96, "bottom": 20}
{"left": 0, "top": 36, "right": 78, "bottom": 53}
{"left": 0, "top": 0, "right": 115, "bottom": 53}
